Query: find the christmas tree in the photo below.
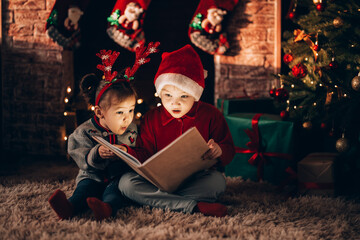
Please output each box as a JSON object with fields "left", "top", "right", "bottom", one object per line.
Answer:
{"left": 274, "top": 0, "right": 360, "bottom": 154}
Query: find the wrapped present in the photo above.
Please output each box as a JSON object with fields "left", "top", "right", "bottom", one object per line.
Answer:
{"left": 217, "top": 97, "right": 278, "bottom": 116}
{"left": 298, "top": 152, "right": 337, "bottom": 196}
{"left": 225, "top": 113, "right": 294, "bottom": 185}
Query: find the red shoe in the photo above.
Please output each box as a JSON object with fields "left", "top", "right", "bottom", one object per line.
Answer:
{"left": 196, "top": 202, "right": 227, "bottom": 217}
{"left": 87, "top": 197, "right": 112, "bottom": 221}
{"left": 48, "top": 189, "right": 73, "bottom": 219}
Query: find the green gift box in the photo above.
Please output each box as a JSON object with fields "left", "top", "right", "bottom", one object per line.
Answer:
{"left": 225, "top": 113, "right": 294, "bottom": 185}
{"left": 217, "top": 98, "right": 279, "bottom": 115}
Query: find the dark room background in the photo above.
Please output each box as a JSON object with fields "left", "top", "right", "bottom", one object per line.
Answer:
{"left": 72, "top": 0, "right": 214, "bottom": 125}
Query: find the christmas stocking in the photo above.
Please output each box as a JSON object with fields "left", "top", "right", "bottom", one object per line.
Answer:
{"left": 188, "top": 0, "right": 238, "bottom": 55}
{"left": 45, "top": 0, "right": 89, "bottom": 49}
{"left": 106, "top": 0, "right": 151, "bottom": 52}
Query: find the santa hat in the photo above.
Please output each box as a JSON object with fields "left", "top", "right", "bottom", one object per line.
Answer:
{"left": 191, "top": 0, "right": 239, "bottom": 16}
{"left": 111, "top": 0, "right": 151, "bottom": 12}
{"left": 154, "top": 44, "right": 205, "bottom": 101}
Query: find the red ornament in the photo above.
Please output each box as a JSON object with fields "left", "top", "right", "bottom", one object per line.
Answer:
{"left": 313, "top": 44, "right": 319, "bottom": 52}
{"left": 288, "top": 12, "right": 295, "bottom": 19}
{"left": 283, "top": 53, "right": 294, "bottom": 64}
{"left": 292, "top": 63, "right": 307, "bottom": 78}
{"left": 269, "top": 87, "right": 276, "bottom": 97}
{"left": 280, "top": 110, "right": 289, "bottom": 120}
{"left": 329, "top": 60, "right": 338, "bottom": 69}
{"left": 316, "top": 3, "right": 325, "bottom": 11}
{"left": 275, "top": 88, "right": 289, "bottom": 102}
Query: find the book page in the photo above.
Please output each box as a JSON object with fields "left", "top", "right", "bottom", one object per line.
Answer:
{"left": 143, "top": 127, "right": 208, "bottom": 166}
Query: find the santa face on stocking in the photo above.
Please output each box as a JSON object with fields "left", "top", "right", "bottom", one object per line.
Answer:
{"left": 120, "top": 2, "right": 143, "bottom": 28}
{"left": 202, "top": 8, "right": 227, "bottom": 34}
{"left": 64, "top": 6, "right": 84, "bottom": 31}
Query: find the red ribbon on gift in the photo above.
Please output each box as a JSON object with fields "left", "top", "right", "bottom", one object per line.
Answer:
{"left": 235, "top": 113, "right": 292, "bottom": 181}
{"left": 299, "top": 182, "right": 334, "bottom": 190}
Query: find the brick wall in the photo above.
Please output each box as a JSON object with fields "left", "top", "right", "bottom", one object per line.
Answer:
{"left": 2, "top": 0, "right": 67, "bottom": 156}
{"left": 215, "top": 0, "right": 281, "bottom": 100}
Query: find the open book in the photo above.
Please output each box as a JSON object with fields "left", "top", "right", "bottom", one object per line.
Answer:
{"left": 92, "top": 127, "right": 217, "bottom": 193}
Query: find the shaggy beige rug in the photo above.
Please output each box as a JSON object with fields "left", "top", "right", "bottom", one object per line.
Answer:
{"left": 1, "top": 162, "right": 360, "bottom": 240}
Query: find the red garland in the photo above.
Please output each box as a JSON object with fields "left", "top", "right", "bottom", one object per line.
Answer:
{"left": 235, "top": 113, "right": 292, "bottom": 181}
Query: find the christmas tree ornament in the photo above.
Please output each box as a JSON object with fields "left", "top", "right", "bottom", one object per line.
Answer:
{"left": 335, "top": 136, "right": 350, "bottom": 153}
{"left": 351, "top": 73, "right": 360, "bottom": 91}
{"left": 45, "top": 0, "right": 89, "bottom": 49}
{"left": 280, "top": 110, "right": 289, "bottom": 120}
{"left": 313, "top": 33, "right": 320, "bottom": 52}
{"left": 288, "top": 11, "right": 296, "bottom": 20}
{"left": 269, "top": 87, "right": 276, "bottom": 97}
{"left": 320, "top": 122, "right": 327, "bottom": 130}
{"left": 333, "top": 17, "right": 344, "bottom": 28}
{"left": 283, "top": 53, "right": 294, "bottom": 64}
{"left": 286, "top": 0, "right": 297, "bottom": 20}
{"left": 188, "top": 0, "right": 239, "bottom": 55}
{"left": 275, "top": 88, "right": 289, "bottom": 102}
{"left": 302, "top": 121, "right": 312, "bottom": 130}
{"left": 106, "top": 0, "right": 151, "bottom": 52}
{"left": 292, "top": 63, "right": 307, "bottom": 78}
{"left": 316, "top": 3, "right": 325, "bottom": 12}
{"left": 313, "top": 44, "right": 319, "bottom": 52}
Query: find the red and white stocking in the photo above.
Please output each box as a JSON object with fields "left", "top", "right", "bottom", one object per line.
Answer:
{"left": 45, "top": 0, "right": 89, "bottom": 49}
{"left": 106, "top": 0, "right": 151, "bottom": 52}
{"left": 188, "top": 0, "right": 238, "bottom": 55}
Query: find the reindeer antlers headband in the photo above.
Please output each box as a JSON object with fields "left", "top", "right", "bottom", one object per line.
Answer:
{"left": 95, "top": 42, "right": 160, "bottom": 106}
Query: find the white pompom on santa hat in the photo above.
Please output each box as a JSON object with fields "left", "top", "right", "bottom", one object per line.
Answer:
{"left": 154, "top": 44, "right": 206, "bottom": 101}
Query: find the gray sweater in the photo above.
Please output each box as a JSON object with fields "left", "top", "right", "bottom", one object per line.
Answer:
{"left": 67, "top": 117, "right": 137, "bottom": 185}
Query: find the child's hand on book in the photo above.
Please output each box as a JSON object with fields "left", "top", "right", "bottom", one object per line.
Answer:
{"left": 98, "top": 145, "right": 116, "bottom": 159}
{"left": 202, "top": 139, "right": 222, "bottom": 161}
{"left": 99, "top": 144, "right": 128, "bottom": 160}
{"left": 112, "top": 144, "right": 127, "bottom": 152}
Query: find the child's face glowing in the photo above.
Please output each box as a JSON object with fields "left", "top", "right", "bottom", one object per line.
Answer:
{"left": 100, "top": 95, "right": 136, "bottom": 135}
{"left": 160, "top": 85, "right": 195, "bottom": 118}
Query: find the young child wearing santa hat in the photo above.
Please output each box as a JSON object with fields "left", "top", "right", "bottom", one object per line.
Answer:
{"left": 119, "top": 44, "right": 235, "bottom": 217}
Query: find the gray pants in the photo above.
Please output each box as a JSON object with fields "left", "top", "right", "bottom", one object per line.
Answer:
{"left": 118, "top": 170, "right": 226, "bottom": 213}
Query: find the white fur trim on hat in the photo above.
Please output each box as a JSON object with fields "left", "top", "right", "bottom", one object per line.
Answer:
{"left": 155, "top": 73, "right": 204, "bottom": 101}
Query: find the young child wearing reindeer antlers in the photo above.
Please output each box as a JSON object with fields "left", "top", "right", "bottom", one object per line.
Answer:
{"left": 119, "top": 44, "right": 235, "bottom": 217}
{"left": 48, "top": 42, "right": 160, "bottom": 221}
